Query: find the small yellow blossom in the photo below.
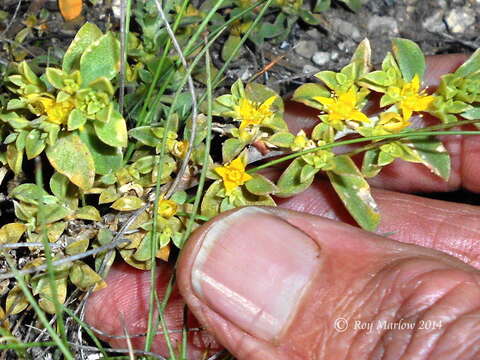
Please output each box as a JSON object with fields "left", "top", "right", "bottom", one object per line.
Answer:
{"left": 395, "top": 75, "right": 434, "bottom": 121}
{"left": 230, "top": 20, "right": 252, "bottom": 36}
{"left": 314, "top": 87, "right": 369, "bottom": 130}
{"left": 35, "top": 97, "right": 74, "bottom": 125}
{"left": 378, "top": 112, "right": 410, "bottom": 133}
{"left": 214, "top": 156, "right": 252, "bottom": 195}
{"left": 291, "top": 130, "right": 316, "bottom": 152}
{"left": 290, "top": 131, "right": 334, "bottom": 170}
{"left": 157, "top": 199, "right": 178, "bottom": 219}
{"left": 169, "top": 140, "right": 189, "bottom": 158}
{"left": 235, "top": 96, "right": 276, "bottom": 131}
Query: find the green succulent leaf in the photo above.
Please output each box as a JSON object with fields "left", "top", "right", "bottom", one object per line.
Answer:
{"left": 94, "top": 109, "right": 128, "bottom": 148}
{"left": 292, "top": 83, "right": 330, "bottom": 110}
{"left": 350, "top": 38, "right": 372, "bottom": 77}
{"left": 405, "top": 137, "right": 451, "bottom": 180}
{"left": 222, "top": 34, "right": 242, "bottom": 62}
{"left": 49, "top": 172, "right": 78, "bottom": 204}
{"left": 45, "top": 68, "right": 65, "bottom": 89}
{"left": 25, "top": 129, "right": 46, "bottom": 159}
{"left": 80, "top": 31, "right": 121, "bottom": 86}
{"left": 222, "top": 138, "right": 245, "bottom": 163}
{"left": 454, "top": 48, "right": 480, "bottom": 77}
{"left": 0, "top": 223, "right": 27, "bottom": 244}
{"left": 41, "top": 203, "right": 73, "bottom": 224}
{"left": 10, "top": 183, "right": 49, "bottom": 205}
{"left": 267, "top": 131, "right": 295, "bottom": 148}
{"left": 77, "top": 123, "right": 123, "bottom": 175}
{"left": 46, "top": 133, "right": 95, "bottom": 191}
{"left": 6, "top": 286, "right": 29, "bottom": 315}
{"left": 111, "top": 196, "right": 145, "bottom": 211}
{"left": 66, "top": 238, "right": 90, "bottom": 256}
{"left": 327, "top": 155, "right": 380, "bottom": 231}
{"left": 75, "top": 205, "right": 101, "bottom": 221}
{"left": 38, "top": 277, "right": 67, "bottom": 314}
{"left": 339, "top": 0, "right": 361, "bottom": 12}
{"left": 391, "top": 38, "right": 425, "bottom": 81}
{"left": 300, "top": 164, "right": 318, "bottom": 183}
{"left": 63, "top": 22, "right": 103, "bottom": 73}
{"left": 69, "top": 261, "right": 105, "bottom": 291}
{"left": 361, "top": 148, "right": 382, "bottom": 178}
{"left": 276, "top": 158, "right": 314, "bottom": 197}
{"left": 6, "top": 143, "right": 23, "bottom": 175}
{"left": 129, "top": 126, "right": 158, "bottom": 146}
{"left": 68, "top": 109, "right": 87, "bottom": 131}
{"left": 245, "top": 174, "right": 278, "bottom": 196}
{"left": 201, "top": 180, "right": 223, "bottom": 219}
{"left": 461, "top": 107, "right": 480, "bottom": 120}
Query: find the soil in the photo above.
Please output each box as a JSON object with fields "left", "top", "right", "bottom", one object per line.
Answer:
{"left": 1, "top": 0, "right": 479, "bottom": 89}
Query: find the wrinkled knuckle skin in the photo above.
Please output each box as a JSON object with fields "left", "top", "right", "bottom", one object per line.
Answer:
{"left": 325, "top": 258, "right": 480, "bottom": 360}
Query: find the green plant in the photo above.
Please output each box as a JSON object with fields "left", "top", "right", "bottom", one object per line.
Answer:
{"left": 0, "top": 3, "right": 480, "bottom": 358}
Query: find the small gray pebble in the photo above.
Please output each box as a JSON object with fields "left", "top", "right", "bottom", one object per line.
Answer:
{"left": 312, "top": 51, "right": 330, "bottom": 66}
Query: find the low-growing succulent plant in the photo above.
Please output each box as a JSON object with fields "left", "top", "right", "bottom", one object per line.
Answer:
{"left": 0, "top": 17, "right": 480, "bottom": 358}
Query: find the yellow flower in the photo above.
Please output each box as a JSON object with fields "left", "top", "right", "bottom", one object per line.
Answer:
{"left": 291, "top": 130, "right": 316, "bottom": 152}
{"left": 169, "top": 140, "right": 189, "bottom": 158}
{"left": 214, "top": 156, "right": 253, "bottom": 195}
{"left": 35, "top": 97, "right": 74, "bottom": 125}
{"left": 235, "top": 96, "right": 276, "bottom": 131}
{"left": 157, "top": 199, "right": 178, "bottom": 219}
{"left": 396, "top": 75, "right": 434, "bottom": 121}
{"left": 314, "top": 87, "right": 369, "bottom": 130}
{"left": 378, "top": 112, "right": 410, "bottom": 133}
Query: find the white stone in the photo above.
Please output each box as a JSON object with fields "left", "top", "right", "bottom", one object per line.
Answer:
{"left": 303, "top": 64, "right": 320, "bottom": 74}
{"left": 294, "top": 40, "right": 318, "bottom": 59}
{"left": 306, "top": 28, "right": 322, "bottom": 39}
{"left": 367, "top": 16, "right": 399, "bottom": 35}
{"left": 423, "top": 10, "right": 447, "bottom": 33}
{"left": 445, "top": 7, "right": 476, "bottom": 34}
{"left": 111, "top": 0, "right": 121, "bottom": 18}
{"left": 312, "top": 51, "right": 330, "bottom": 66}
{"left": 330, "top": 18, "right": 362, "bottom": 40}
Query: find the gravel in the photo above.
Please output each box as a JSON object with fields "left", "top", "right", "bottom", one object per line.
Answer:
{"left": 312, "top": 51, "right": 330, "bottom": 66}
{"left": 445, "top": 7, "right": 476, "bottom": 34}
{"left": 294, "top": 40, "right": 319, "bottom": 59}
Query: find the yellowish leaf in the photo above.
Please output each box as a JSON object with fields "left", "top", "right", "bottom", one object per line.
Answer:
{"left": 6, "top": 286, "right": 28, "bottom": 315}
{"left": 111, "top": 196, "right": 145, "bottom": 211}
{"left": 0, "top": 223, "right": 26, "bottom": 244}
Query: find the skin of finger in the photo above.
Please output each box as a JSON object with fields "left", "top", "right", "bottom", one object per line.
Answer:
{"left": 275, "top": 178, "right": 480, "bottom": 269}
{"left": 177, "top": 206, "right": 480, "bottom": 359}
{"left": 83, "top": 261, "right": 221, "bottom": 358}
{"left": 285, "top": 53, "right": 480, "bottom": 193}
{"left": 86, "top": 182, "right": 480, "bottom": 358}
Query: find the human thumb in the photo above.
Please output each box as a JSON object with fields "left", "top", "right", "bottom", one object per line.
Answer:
{"left": 176, "top": 206, "right": 480, "bottom": 360}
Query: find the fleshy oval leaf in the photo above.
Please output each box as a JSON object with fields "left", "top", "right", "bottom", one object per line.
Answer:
{"left": 63, "top": 23, "right": 103, "bottom": 73}
{"left": 46, "top": 133, "right": 95, "bottom": 191}
{"left": 80, "top": 32, "right": 120, "bottom": 86}
{"left": 391, "top": 38, "right": 425, "bottom": 82}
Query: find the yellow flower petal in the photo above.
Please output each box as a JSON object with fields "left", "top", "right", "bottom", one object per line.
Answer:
{"left": 313, "top": 87, "right": 369, "bottom": 129}
{"left": 214, "top": 155, "right": 252, "bottom": 195}
{"left": 313, "top": 96, "right": 335, "bottom": 107}
{"left": 350, "top": 110, "right": 370, "bottom": 123}
{"left": 34, "top": 96, "right": 74, "bottom": 125}
{"left": 378, "top": 112, "right": 410, "bottom": 133}
{"left": 236, "top": 96, "right": 275, "bottom": 132}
